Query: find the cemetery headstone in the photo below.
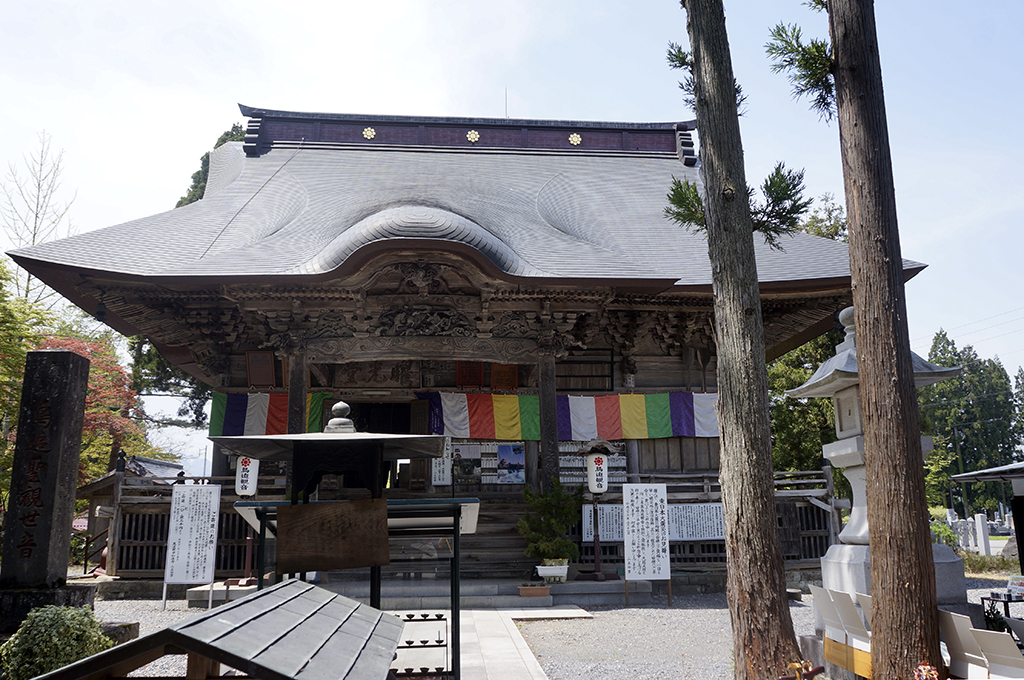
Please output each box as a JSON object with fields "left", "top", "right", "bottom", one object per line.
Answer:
{"left": 1, "top": 350, "right": 95, "bottom": 633}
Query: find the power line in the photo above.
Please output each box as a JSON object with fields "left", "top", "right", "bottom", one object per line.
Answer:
{"left": 917, "top": 305, "right": 1024, "bottom": 342}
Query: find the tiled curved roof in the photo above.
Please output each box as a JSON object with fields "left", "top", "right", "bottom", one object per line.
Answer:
{"left": 9, "top": 109, "right": 921, "bottom": 288}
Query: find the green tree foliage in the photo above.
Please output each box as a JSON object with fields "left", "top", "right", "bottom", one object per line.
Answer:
{"left": 765, "top": 22, "right": 835, "bottom": 121}
{"left": 919, "top": 331, "right": 1021, "bottom": 514}
{"left": 516, "top": 480, "right": 585, "bottom": 561}
{"left": 769, "top": 329, "right": 841, "bottom": 467}
{"left": 768, "top": 197, "right": 848, "bottom": 487}
{"left": 35, "top": 335, "right": 168, "bottom": 479}
{"left": 0, "top": 606, "right": 113, "bottom": 680}
{"left": 175, "top": 123, "right": 245, "bottom": 207}
{"left": 129, "top": 336, "right": 211, "bottom": 428}
{"left": 664, "top": 42, "right": 812, "bottom": 252}
{"left": 666, "top": 41, "right": 747, "bottom": 114}
{"left": 0, "top": 261, "right": 48, "bottom": 510}
{"left": 665, "top": 163, "right": 813, "bottom": 250}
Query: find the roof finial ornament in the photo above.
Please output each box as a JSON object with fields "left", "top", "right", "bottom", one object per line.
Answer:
{"left": 324, "top": 400, "right": 356, "bottom": 433}
{"left": 836, "top": 306, "right": 856, "bottom": 353}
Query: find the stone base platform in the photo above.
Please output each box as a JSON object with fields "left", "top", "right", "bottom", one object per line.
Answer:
{"left": 0, "top": 583, "right": 97, "bottom": 634}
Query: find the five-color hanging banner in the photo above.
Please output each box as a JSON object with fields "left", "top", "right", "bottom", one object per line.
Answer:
{"left": 415, "top": 391, "right": 719, "bottom": 441}
{"left": 209, "top": 392, "right": 330, "bottom": 436}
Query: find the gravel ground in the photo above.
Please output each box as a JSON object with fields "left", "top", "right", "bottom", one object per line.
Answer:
{"left": 518, "top": 592, "right": 816, "bottom": 680}
{"left": 518, "top": 575, "right": 1015, "bottom": 680}
{"left": 94, "top": 600, "right": 197, "bottom": 677}
{"left": 87, "top": 574, "right": 1015, "bottom": 679}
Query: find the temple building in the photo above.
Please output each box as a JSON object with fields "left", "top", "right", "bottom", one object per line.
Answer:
{"left": 9, "top": 105, "right": 923, "bottom": 577}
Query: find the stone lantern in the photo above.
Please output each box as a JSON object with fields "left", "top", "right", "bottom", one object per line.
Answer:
{"left": 786, "top": 307, "right": 965, "bottom": 602}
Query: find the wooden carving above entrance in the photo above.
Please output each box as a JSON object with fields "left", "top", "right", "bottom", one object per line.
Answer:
{"left": 307, "top": 335, "right": 541, "bottom": 364}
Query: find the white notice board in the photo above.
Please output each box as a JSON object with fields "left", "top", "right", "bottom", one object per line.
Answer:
{"left": 164, "top": 484, "right": 221, "bottom": 584}
{"left": 582, "top": 504, "right": 625, "bottom": 542}
{"left": 622, "top": 484, "right": 670, "bottom": 581}
{"left": 432, "top": 437, "right": 453, "bottom": 486}
{"left": 584, "top": 502, "right": 724, "bottom": 542}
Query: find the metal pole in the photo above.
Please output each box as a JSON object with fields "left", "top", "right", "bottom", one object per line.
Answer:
{"left": 452, "top": 505, "right": 462, "bottom": 680}
{"left": 257, "top": 511, "right": 266, "bottom": 590}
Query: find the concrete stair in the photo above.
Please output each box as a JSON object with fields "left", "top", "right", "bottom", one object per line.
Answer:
{"left": 316, "top": 577, "right": 651, "bottom": 609}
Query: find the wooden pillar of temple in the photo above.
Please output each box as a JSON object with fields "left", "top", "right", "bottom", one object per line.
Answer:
{"left": 287, "top": 352, "right": 308, "bottom": 435}
{"left": 525, "top": 441, "right": 541, "bottom": 493}
{"left": 622, "top": 357, "right": 641, "bottom": 482}
{"left": 538, "top": 352, "right": 559, "bottom": 491}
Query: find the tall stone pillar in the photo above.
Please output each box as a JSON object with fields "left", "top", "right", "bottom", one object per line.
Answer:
{"left": 1, "top": 350, "right": 96, "bottom": 633}
{"left": 538, "top": 352, "right": 559, "bottom": 491}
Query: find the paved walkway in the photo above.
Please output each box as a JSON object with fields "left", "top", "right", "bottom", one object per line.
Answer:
{"left": 391, "top": 605, "right": 592, "bottom": 680}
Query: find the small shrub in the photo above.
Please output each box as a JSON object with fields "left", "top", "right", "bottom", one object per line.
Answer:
{"left": 958, "top": 550, "right": 1019, "bottom": 574}
{"left": 985, "top": 600, "right": 1007, "bottom": 631}
{"left": 0, "top": 606, "right": 113, "bottom": 680}
{"left": 931, "top": 521, "right": 958, "bottom": 548}
{"left": 517, "top": 480, "right": 585, "bottom": 561}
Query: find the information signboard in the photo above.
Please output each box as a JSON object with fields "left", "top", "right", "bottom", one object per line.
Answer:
{"left": 622, "top": 483, "right": 670, "bottom": 581}
{"left": 583, "top": 502, "right": 724, "bottom": 542}
{"left": 164, "top": 484, "right": 221, "bottom": 585}
{"left": 582, "top": 504, "right": 625, "bottom": 542}
{"left": 431, "top": 437, "right": 453, "bottom": 486}
{"left": 667, "top": 503, "right": 724, "bottom": 540}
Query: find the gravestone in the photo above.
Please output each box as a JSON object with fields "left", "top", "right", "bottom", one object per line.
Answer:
{"left": 0, "top": 350, "right": 95, "bottom": 634}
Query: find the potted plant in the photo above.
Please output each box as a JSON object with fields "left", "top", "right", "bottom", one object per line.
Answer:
{"left": 518, "top": 582, "right": 551, "bottom": 597}
{"left": 517, "top": 480, "right": 585, "bottom": 583}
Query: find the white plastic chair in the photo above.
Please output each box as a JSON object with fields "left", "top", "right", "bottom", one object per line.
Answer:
{"left": 809, "top": 585, "right": 846, "bottom": 644}
{"left": 971, "top": 627, "right": 1024, "bottom": 679}
{"left": 830, "top": 590, "right": 870, "bottom": 652}
{"left": 1003, "top": 615, "right": 1024, "bottom": 645}
{"left": 938, "top": 611, "right": 988, "bottom": 679}
{"left": 855, "top": 592, "right": 872, "bottom": 631}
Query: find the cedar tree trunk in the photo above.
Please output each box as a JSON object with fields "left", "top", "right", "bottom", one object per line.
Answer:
{"left": 681, "top": 1, "right": 801, "bottom": 676}
{"left": 827, "top": 0, "right": 942, "bottom": 676}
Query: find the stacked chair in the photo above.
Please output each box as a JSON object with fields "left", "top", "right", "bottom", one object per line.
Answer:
{"left": 938, "top": 611, "right": 988, "bottom": 679}
{"left": 811, "top": 594, "right": 1024, "bottom": 679}
{"left": 970, "top": 627, "right": 1024, "bottom": 679}
{"left": 809, "top": 586, "right": 872, "bottom": 678}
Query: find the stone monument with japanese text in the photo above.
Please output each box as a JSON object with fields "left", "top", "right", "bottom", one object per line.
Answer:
{"left": 0, "top": 350, "right": 95, "bottom": 633}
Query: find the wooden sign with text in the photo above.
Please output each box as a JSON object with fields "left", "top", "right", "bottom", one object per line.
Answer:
{"left": 276, "top": 499, "right": 389, "bottom": 574}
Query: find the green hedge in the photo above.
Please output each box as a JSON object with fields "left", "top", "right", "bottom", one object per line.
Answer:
{"left": 0, "top": 606, "right": 113, "bottom": 680}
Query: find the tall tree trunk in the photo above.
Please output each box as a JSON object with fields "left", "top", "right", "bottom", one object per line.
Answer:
{"left": 681, "top": 1, "right": 800, "bottom": 676}
{"left": 827, "top": 1, "right": 941, "bottom": 676}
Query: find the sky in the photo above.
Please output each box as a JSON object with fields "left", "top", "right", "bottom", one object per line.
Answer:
{"left": 2, "top": 1, "right": 1022, "bottom": 473}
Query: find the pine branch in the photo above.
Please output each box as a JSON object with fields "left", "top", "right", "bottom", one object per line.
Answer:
{"left": 667, "top": 41, "right": 747, "bottom": 115}
{"left": 751, "top": 163, "right": 814, "bottom": 249}
{"left": 765, "top": 23, "right": 835, "bottom": 121}
{"left": 665, "top": 163, "right": 812, "bottom": 250}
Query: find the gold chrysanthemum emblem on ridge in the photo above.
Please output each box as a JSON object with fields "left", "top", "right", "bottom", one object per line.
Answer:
{"left": 363, "top": 127, "right": 376, "bottom": 140}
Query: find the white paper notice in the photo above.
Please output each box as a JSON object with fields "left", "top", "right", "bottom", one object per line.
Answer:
{"left": 668, "top": 503, "right": 724, "bottom": 540}
{"left": 432, "top": 437, "right": 453, "bottom": 486}
{"left": 622, "top": 484, "right": 670, "bottom": 581}
{"left": 582, "top": 504, "right": 625, "bottom": 542}
{"left": 164, "top": 484, "right": 221, "bottom": 585}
